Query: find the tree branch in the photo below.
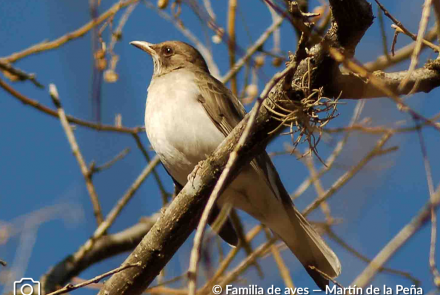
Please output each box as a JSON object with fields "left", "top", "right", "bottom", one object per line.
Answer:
{"left": 40, "top": 216, "right": 159, "bottom": 294}
{"left": 0, "top": 77, "right": 143, "bottom": 134}
{"left": 0, "top": 0, "right": 139, "bottom": 63}
{"left": 330, "top": 59, "right": 440, "bottom": 99}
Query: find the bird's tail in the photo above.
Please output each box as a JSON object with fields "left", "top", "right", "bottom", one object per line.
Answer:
{"left": 269, "top": 200, "right": 341, "bottom": 290}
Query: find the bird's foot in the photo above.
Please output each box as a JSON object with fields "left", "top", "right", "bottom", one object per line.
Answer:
{"left": 188, "top": 161, "right": 203, "bottom": 188}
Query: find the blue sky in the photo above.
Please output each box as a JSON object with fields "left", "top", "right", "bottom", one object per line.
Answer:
{"left": 1, "top": 0, "right": 440, "bottom": 294}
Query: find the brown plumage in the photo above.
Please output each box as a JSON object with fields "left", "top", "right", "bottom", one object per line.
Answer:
{"left": 131, "top": 40, "right": 341, "bottom": 289}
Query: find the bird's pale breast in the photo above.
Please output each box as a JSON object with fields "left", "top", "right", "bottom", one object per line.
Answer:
{"left": 145, "top": 69, "right": 225, "bottom": 185}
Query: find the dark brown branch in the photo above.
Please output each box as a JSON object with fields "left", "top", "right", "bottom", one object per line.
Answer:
{"left": 329, "top": 59, "right": 440, "bottom": 99}
{"left": 327, "top": 0, "right": 373, "bottom": 52}
{"left": 289, "top": 0, "right": 373, "bottom": 98}
{"left": 0, "top": 60, "right": 44, "bottom": 88}
{"left": 40, "top": 216, "right": 158, "bottom": 294}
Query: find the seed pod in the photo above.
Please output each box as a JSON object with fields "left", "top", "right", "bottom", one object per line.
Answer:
{"left": 104, "top": 70, "right": 118, "bottom": 83}
{"left": 157, "top": 0, "right": 168, "bottom": 9}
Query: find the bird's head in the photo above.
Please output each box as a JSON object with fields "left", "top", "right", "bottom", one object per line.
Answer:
{"left": 130, "top": 40, "right": 209, "bottom": 76}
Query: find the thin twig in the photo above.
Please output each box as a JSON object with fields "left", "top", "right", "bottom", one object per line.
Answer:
{"left": 264, "top": 228, "right": 294, "bottom": 289}
{"left": 303, "top": 132, "right": 394, "bottom": 216}
{"left": 227, "top": 0, "right": 238, "bottom": 95}
{"left": 433, "top": 1, "right": 440, "bottom": 47}
{"left": 0, "top": 60, "right": 44, "bottom": 88}
{"left": 374, "top": 0, "right": 417, "bottom": 41}
{"left": 326, "top": 227, "right": 421, "bottom": 286}
{"left": 46, "top": 262, "right": 141, "bottom": 295}
{"left": 221, "top": 16, "right": 284, "bottom": 83}
{"left": 324, "top": 111, "right": 440, "bottom": 135}
{"left": 216, "top": 237, "right": 277, "bottom": 289}
{"left": 365, "top": 25, "right": 438, "bottom": 71}
{"left": 108, "top": 2, "right": 138, "bottom": 52}
{"left": 399, "top": 0, "right": 433, "bottom": 90}
{"left": 75, "top": 156, "right": 161, "bottom": 261}
{"left": 1, "top": 0, "right": 138, "bottom": 63}
{"left": 202, "top": 0, "right": 216, "bottom": 21}
{"left": 0, "top": 76, "right": 143, "bottom": 134}
{"left": 200, "top": 225, "right": 263, "bottom": 294}
{"left": 377, "top": 5, "right": 390, "bottom": 61}
{"left": 49, "top": 84, "right": 104, "bottom": 225}
{"left": 90, "top": 147, "right": 130, "bottom": 174}
{"left": 391, "top": 24, "right": 440, "bottom": 53}
{"left": 292, "top": 100, "right": 365, "bottom": 200}
{"left": 133, "top": 133, "right": 170, "bottom": 205}
{"left": 305, "top": 153, "right": 333, "bottom": 223}
{"left": 416, "top": 121, "right": 440, "bottom": 285}
{"left": 90, "top": 0, "right": 103, "bottom": 122}
{"left": 69, "top": 277, "right": 189, "bottom": 295}
{"left": 352, "top": 184, "right": 440, "bottom": 287}
{"left": 229, "top": 210, "right": 264, "bottom": 277}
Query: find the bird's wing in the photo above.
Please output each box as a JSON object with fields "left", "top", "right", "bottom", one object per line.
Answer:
{"left": 195, "top": 70, "right": 245, "bottom": 135}
{"left": 194, "top": 70, "right": 281, "bottom": 200}
{"left": 195, "top": 69, "right": 341, "bottom": 288}
{"left": 170, "top": 170, "right": 238, "bottom": 246}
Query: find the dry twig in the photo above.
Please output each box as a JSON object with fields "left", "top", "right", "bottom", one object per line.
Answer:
{"left": 49, "top": 84, "right": 104, "bottom": 225}
{"left": 46, "top": 263, "right": 141, "bottom": 295}
{"left": 1, "top": 0, "right": 139, "bottom": 63}
{"left": 352, "top": 185, "right": 440, "bottom": 287}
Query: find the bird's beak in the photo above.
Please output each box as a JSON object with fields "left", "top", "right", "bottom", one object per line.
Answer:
{"left": 130, "top": 41, "right": 156, "bottom": 56}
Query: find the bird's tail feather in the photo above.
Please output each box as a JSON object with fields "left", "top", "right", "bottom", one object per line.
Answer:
{"left": 273, "top": 201, "right": 341, "bottom": 290}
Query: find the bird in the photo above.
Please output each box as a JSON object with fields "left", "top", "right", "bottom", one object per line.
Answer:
{"left": 130, "top": 40, "right": 341, "bottom": 289}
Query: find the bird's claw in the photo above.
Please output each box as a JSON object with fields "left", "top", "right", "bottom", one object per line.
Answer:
{"left": 188, "top": 162, "right": 203, "bottom": 188}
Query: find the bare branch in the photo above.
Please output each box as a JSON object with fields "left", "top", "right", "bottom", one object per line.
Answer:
{"left": 49, "top": 84, "right": 104, "bottom": 225}
{"left": 0, "top": 0, "right": 139, "bottom": 63}
{"left": 352, "top": 184, "right": 440, "bottom": 287}
{"left": 331, "top": 59, "right": 440, "bottom": 99}
{"left": 46, "top": 263, "right": 141, "bottom": 295}
{"left": 41, "top": 215, "right": 159, "bottom": 294}
{"left": 365, "top": 25, "right": 438, "bottom": 71}
{"left": 0, "top": 76, "right": 143, "bottom": 134}
{"left": 0, "top": 60, "right": 44, "bottom": 88}
{"left": 90, "top": 148, "right": 131, "bottom": 174}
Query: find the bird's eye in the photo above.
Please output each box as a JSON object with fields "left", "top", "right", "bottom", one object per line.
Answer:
{"left": 163, "top": 47, "right": 173, "bottom": 56}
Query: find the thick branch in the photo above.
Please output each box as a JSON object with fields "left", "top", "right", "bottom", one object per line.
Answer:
{"left": 41, "top": 216, "right": 158, "bottom": 294}
{"left": 330, "top": 59, "right": 440, "bottom": 99}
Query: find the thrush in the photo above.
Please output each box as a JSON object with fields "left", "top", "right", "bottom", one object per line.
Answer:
{"left": 130, "top": 40, "right": 341, "bottom": 289}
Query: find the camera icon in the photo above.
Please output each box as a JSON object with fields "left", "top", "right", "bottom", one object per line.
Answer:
{"left": 13, "top": 278, "right": 40, "bottom": 295}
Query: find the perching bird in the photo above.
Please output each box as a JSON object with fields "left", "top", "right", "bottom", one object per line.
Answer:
{"left": 130, "top": 40, "right": 341, "bottom": 289}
